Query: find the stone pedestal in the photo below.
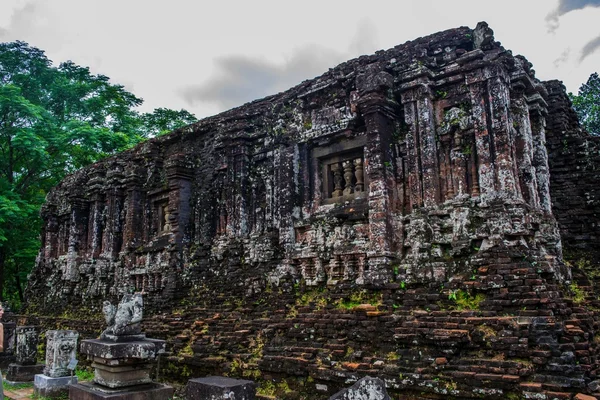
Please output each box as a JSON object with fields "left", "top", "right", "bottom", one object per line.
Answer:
{"left": 73, "top": 336, "right": 172, "bottom": 399}
{"left": 6, "top": 325, "right": 44, "bottom": 382}
{"left": 34, "top": 330, "right": 79, "bottom": 398}
{"left": 69, "top": 381, "right": 174, "bottom": 400}
{"left": 81, "top": 338, "right": 164, "bottom": 388}
{"left": 186, "top": 376, "right": 257, "bottom": 400}
{"left": 6, "top": 363, "right": 45, "bottom": 382}
{"left": 34, "top": 374, "right": 78, "bottom": 398}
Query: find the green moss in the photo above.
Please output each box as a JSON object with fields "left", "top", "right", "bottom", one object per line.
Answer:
{"left": 297, "top": 288, "right": 327, "bottom": 310}
{"left": 448, "top": 289, "right": 484, "bottom": 310}
{"left": 303, "top": 118, "right": 312, "bottom": 130}
{"left": 257, "top": 380, "right": 277, "bottom": 397}
{"left": 569, "top": 282, "right": 586, "bottom": 304}
{"left": 336, "top": 289, "right": 382, "bottom": 309}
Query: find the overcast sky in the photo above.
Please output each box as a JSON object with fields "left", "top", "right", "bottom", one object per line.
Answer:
{"left": 1, "top": 0, "right": 599, "bottom": 119}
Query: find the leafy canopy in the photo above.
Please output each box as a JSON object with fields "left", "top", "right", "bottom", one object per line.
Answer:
{"left": 569, "top": 72, "right": 600, "bottom": 135}
{"left": 0, "top": 41, "right": 197, "bottom": 308}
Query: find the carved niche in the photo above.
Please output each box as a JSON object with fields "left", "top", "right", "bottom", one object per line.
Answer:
{"left": 311, "top": 135, "right": 368, "bottom": 206}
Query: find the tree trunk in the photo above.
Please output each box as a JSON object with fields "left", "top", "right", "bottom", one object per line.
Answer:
{"left": 15, "top": 263, "right": 23, "bottom": 304}
{"left": 0, "top": 247, "right": 5, "bottom": 301}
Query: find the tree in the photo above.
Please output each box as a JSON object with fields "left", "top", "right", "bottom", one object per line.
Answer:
{"left": 0, "top": 41, "right": 197, "bottom": 308}
{"left": 140, "top": 107, "right": 197, "bottom": 137}
{"left": 569, "top": 72, "right": 600, "bottom": 135}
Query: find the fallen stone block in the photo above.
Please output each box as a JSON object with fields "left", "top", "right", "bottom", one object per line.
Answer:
{"left": 186, "top": 376, "right": 256, "bottom": 400}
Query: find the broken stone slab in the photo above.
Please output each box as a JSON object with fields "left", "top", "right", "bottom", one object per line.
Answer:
{"left": 34, "top": 374, "right": 77, "bottom": 399}
{"left": 15, "top": 325, "right": 40, "bottom": 365}
{"left": 44, "top": 330, "right": 79, "bottom": 378}
{"left": 80, "top": 338, "right": 165, "bottom": 360}
{"left": 329, "top": 377, "right": 391, "bottom": 400}
{"left": 186, "top": 376, "right": 257, "bottom": 400}
{"left": 69, "top": 381, "right": 174, "bottom": 400}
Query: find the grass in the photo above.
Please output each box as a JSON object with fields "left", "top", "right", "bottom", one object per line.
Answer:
{"left": 3, "top": 380, "right": 34, "bottom": 392}
{"left": 335, "top": 289, "right": 382, "bottom": 310}
{"left": 75, "top": 367, "right": 94, "bottom": 381}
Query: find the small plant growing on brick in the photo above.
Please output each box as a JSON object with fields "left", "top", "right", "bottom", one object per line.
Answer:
{"left": 448, "top": 289, "right": 484, "bottom": 310}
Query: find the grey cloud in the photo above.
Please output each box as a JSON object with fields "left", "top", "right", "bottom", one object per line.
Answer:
{"left": 349, "top": 18, "right": 378, "bottom": 56}
{"left": 554, "top": 48, "right": 571, "bottom": 67}
{"left": 546, "top": 0, "right": 600, "bottom": 31}
{"left": 180, "top": 45, "right": 345, "bottom": 111}
{"left": 580, "top": 34, "right": 600, "bottom": 62}
{"left": 180, "top": 19, "right": 379, "bottom": 113}
{"left": 3, "top": 2, "right": 39, "bottom": 35}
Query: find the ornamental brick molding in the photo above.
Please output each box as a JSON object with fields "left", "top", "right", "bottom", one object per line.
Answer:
{"left": 23, "top": 22, "right": 600, "bottom": 399}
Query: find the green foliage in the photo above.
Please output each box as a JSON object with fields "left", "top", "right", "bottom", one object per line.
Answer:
{"left": 569, "top": 282, "right": 586, "bottom": 304}
{"left": 0, "top": 41, "right": 197, "bottom": 307}
{"left": 569, "top": 72, "right": 600, "bottom": 135}
{"left": 140, "top": 108, "right": 197, "bottom": 137}
{"left": 336, "top": 289, "right": 382, "bottom": 309}
{"left": 257, "top": 380, "right": 277, "bottom": 397}
{"left": 448, "top": 289, "right": 484, "bottom": 310}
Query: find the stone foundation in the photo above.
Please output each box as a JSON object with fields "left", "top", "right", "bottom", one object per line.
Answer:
{"left": 69, "top": 382, "right": 174, "bottom": 400}
{"left": 34, "top": 374, "right": 77, "bottom": 399}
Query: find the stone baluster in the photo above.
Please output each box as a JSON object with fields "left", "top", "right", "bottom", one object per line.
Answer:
{"left": 343, "top": 160, "right": 354, "bottom": 195}
{"left": 331, "top": 163, "right": 344, "bottom": 197}
{"left": 354, "top": 158, "right": 364, "bottom": 192}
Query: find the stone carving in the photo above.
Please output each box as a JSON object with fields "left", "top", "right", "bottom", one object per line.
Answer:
{"left": 72, "top": 292, "right": 172, "bottom": 398}
{"left": 329, "top": 377, "right": 391, "bottom": 400}
{"left": 15, "top": 326, "right": 38, "bottom": 365}
{"left": 100, "top": 293, "right": 143, "bottom": 340}
{"left": 6, "top": 326, "right": 45, "bottom": 382}
{"left": 44, "top": 330, "right": 78, "bottom": 378}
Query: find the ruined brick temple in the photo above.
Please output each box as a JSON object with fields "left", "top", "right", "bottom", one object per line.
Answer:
{"left": 24, "top": 23, "right": 600, "bottom": 398}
